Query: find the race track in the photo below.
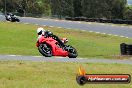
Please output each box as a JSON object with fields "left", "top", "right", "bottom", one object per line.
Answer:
{"left": 0, "top": 55, "right": 132, "bottom": 65}
{"left": 0, "top": 14, "right": 132, "bottom": 64}
{"left": 0, "top": 15, "right": 132, "bottom": 38}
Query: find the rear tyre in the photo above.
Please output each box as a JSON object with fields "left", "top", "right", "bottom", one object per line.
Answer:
{"left": 66, "top": 45, "right": 78, "bottom": 58}
{"left": 10, "top": 18, "right": 14, "bottom": 22}
{"left": 38, "top": 43, "right": 52, "bottom": 57}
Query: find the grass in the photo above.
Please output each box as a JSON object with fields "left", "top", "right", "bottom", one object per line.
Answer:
{"left": 0, "top": 61, "right": 131, "bottom": 88}
{"left": 0, "top": 22, "right": 132, "bottom": 59}
{"left": 0, "top": 22, "right": 131, "bottom": 88}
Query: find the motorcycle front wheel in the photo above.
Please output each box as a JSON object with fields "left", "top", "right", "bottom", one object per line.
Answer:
{"left": 66, "top": 45, "right": 78, "bottom": 58}
{"left": 38, "top": 43, "right": 52, "bottom": 57}
{"left": 16, "top": 19, "right": 20, "bottom": 22}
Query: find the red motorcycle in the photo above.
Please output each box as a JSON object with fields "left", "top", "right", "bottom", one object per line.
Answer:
{"left": 36, "top": 36, "right": 78, "bottom": 58}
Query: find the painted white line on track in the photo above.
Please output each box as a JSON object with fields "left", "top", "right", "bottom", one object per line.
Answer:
{"left": 96, "top": 32, "right": 100, "bottom": 34}
{"left": 67, "top": 28, "right": 72, "bottom": 29}
{"left": 49, "top": 26, "right": 54, "bottom": 28}
{"left": 81, "top": 30, "right": 86, "bottom": 31}
{"left": 79, "top": 30, "right": 129, "bottom": 39}
{"left": 114, "top": 35, "right": 118, "bottom": 36}
{"left": 108, "top": 34, "right": 112, "bottom": 36}
{"left": 35, "top": 24, "right": 39, "bottom": 26}
{"left": 100, "top": 24, "right": 105, "bottom": 25}
{"left": 58, "top": 27, "right": 62, "bottom": 29}
{"left": 111, "top": 25, "right": 115, "bottom": 27}
{"left": 7, "top": 55, "right": 17, "bottom": 57}
{"left": 7, "top": 55, "right": 22, "bottom": 56}
{"left": 8, "top": 55, "right": 17, "bottom": 56}
{"left": 33, "top": 56, "right": 43, "bottom": 57}
{"left": 129, "top": 27, "right": 132, "bottom": 28}
{"left": 78, "top": 58, "right": 86, "bottom": 60}
{"left": 24, "top": 23, "right": 29, "bottom": 24}
{"left": 44, "top": 19, "right": 48, "bottom": 20}
{"left": 102, "top": 33, "right": 106, "bottom": 35}
{"left": 55, "top": 20, "right": 58, "bottom": 21}
{"left": 121, "top": 26, "right": 124, "bottom": 27}
{"left": 89, "top": 31, "right": 93, "bottom": 33}
{"left": 120, "top": 36, "right": 125, "bottom": 38}
{"left": 55, "top": 57, "right": 64, "bottom": 58}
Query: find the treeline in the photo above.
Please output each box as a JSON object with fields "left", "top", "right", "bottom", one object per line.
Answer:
{"left": 0, "top": 0, "right": 132, "bottom": 20}
{"left": 0, "top": 0, "right": 51, "bottom": 15}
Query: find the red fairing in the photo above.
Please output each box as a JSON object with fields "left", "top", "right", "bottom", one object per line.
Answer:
{"left": 37, "top": 36, "right": 68, "bottom": 57}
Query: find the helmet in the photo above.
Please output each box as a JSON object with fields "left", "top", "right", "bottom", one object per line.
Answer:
{"left": 37, "top": 27, "right": 45, "bottom": 35}
{"left": 47, "top": 30, "right": 53, "bottom": 35}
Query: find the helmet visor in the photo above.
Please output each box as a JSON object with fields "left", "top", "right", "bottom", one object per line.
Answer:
{"left": 38, "top": 30, "right": 42, "bottom": 35}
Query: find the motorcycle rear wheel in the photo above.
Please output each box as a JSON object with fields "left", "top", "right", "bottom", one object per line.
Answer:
{"left": 38, "top": 43, "right": 52, "bottom": 57}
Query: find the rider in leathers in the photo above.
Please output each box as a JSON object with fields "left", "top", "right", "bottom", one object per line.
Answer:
{"left": 36, "top": 27, "right": 68, "bottom": 49}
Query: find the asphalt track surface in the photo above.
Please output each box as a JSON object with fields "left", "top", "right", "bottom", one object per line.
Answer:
{"left": 0, "top": 14, "right": 132, "bottom": 64}
{"left": 0, "top": 15, "right": 132, "bottom": 38}
{"left": 0, "top": 55, "right": 132, "bottom": 65}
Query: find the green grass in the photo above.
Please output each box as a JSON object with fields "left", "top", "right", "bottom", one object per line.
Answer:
{"left": 0, "top": 61, "right": 131, "bottom": 88}
{"left": 0, "top": 22, "right": 132, "bottom": 59}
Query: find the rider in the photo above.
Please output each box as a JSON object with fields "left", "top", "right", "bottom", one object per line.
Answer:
{"left": 36, "top": 27, "right": 68, "bottom": 48}
{"left": 6, "top": 13, "right": 11, "bottom": 20}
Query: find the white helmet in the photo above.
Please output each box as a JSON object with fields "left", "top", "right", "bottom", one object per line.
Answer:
{"left": 37, "top": 27, "right": 45, "bottom": 35}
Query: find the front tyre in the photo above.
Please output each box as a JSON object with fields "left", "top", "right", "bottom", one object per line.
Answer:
{"left": 66, "top": 45, "right": 78, "bottom": 58}
{"left": 16, "top": 19, "right": 20, "bottom": 22}
{"left": 38, "top": 43, "right": 52, "bottom": 57}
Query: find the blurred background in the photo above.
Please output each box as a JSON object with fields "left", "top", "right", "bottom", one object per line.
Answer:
{"left": 128, "top": 0, "right": 132, "bottom": 5}
{"left": 0, "top": 0, "right": 132, "bottom": 20}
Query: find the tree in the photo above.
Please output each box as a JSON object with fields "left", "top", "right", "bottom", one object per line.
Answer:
{"left": 0, "top": 0, "right": 51, "bottom": 16}
{"left": 61, "top": 0, "right": 74, "bottom": 17}
{"left": 73, "top": 0, "right": 82, "bottom": 17}
{"left": 51, "top": 0, "right": 74, "bottom": 18}
{"left": 82, "top": 0, "right": 109, "bottom": 18}
{"left": 110, "top": 0, "right": 127, "bottom": 19}
{"left": 81, "top": 0, "right": 127, "bottom": 19}
{"left": 0, "top": 0, "right": 130, "bottom": 20}
{"left": 124, "top": 5, "right": 132, "bottom": 20}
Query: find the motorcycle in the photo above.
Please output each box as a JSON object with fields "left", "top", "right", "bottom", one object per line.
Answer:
{"left": 36, "top": 36, "right": 78, "bottom": 58}
{"left": 5, "top": 13, "right": 20, "bottom": 22}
